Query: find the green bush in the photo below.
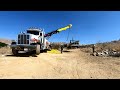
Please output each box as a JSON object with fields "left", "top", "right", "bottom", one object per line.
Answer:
{"left": 0, "top": 42, "right": 7, "bottom": 47}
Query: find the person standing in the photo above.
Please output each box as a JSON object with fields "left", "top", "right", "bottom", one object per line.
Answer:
{"left": 92, "top": 44, "right": 95, "bottom": 53}
{"left": 60, "top": 44, "right": 64, "bottom": 54}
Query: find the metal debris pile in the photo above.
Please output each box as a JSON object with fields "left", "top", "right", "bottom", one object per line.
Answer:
{"left": 91, "top": 49, "right": 120, "bottom": 57}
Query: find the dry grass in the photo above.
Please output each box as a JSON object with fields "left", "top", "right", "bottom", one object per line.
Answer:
{"left": 0, "top": 46, "right": 12, "bottom": 55}
{"left": 80, "top": 40, "right": 120, "bottom": 54}
{"left": 80, "top": 47, "right": 92, "bottom": 53}
{"left": 51, "top": 42, "right": 65, "bottom": 50}
{"left": 95, "top": 40, "right": 120, "bottom": 52}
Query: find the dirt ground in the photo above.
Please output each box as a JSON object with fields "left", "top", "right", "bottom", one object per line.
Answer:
{"left": 0, "top": 49, "right": 120, "bottom": 79}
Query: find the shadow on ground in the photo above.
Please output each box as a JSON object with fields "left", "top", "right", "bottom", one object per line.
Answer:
{"left": 63, "top": 50, "right": 71, "bottom": 52}
{"left": 5, "top": 53, "right": 37, "bottom": 57}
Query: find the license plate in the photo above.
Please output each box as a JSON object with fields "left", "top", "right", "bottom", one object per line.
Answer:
{"left": 19, "top": 51, "right": 25, "bottom": 53}
{"left": 24, "top": 48, "right": 28, "bottom": 51}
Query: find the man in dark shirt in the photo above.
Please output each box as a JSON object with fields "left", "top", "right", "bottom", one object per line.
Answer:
{"left": 92, "top": 44, "right": 95, "bottom": 53}
{"left": 60, "top": 44, "right": 64, "bottom": 54}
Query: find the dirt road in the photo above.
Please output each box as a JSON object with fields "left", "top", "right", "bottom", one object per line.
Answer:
{"left": 0, "top": 49, "right": 120, "bottom": 79}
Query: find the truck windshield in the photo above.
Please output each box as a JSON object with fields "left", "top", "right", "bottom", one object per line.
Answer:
{"left": 27, "top": 31, "right": 39, "bottom": 35}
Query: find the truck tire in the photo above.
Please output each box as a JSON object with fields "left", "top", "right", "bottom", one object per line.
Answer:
{"left": 36, "top": 45, "right": 40, "bottom": 55}
{"left": 12, "top": 49, "right": 18, "bottom": 55}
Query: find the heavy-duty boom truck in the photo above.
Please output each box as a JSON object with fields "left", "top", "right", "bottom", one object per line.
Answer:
{"left": 10, "top": 24, "right": 72, "bottom": 55}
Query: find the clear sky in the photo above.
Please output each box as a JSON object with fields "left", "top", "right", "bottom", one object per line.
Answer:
{"left": 0, "top": 11, "right": 120, "bottom": 44}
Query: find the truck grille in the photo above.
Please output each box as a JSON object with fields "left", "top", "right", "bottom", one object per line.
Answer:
{"left": 18, "top": 34, "right": 29, "bottom": 44}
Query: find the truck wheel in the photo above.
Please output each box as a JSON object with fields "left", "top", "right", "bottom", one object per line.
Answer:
{"left": 12, "top": 49, "right": 18, "bottom": 55}
{"left": 36, "top": 45, "right": 40, "bottom": 55}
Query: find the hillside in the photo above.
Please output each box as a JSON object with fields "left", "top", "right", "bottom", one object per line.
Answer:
{"left": 0, "top": 38, "right": 12, "bottom": 45}
{"left": 79, "top": 40, "right": 120, "bottom": 57}
{"left": 95, "top": 40, "right": 120, "bottom": 52}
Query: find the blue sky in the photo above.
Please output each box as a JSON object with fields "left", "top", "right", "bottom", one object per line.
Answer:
{"left": 0, "top": 11, "right": 120, "bottom": 44}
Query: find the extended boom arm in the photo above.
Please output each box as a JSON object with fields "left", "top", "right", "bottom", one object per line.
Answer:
{"left": 44, "top": 24, "right": 72, "bottom": 38}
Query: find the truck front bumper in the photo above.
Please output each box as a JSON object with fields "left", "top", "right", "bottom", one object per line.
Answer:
{"left": 10, "top": 44, "right": 36, "bottom": 50}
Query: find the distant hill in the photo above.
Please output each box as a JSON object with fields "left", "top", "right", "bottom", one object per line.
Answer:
{"left": 0, "top": 38, "right": 12, "bottom": 45}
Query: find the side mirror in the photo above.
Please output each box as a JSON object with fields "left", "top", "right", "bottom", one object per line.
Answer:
{"left": 11, "top": 40, "right": 16, "bottom": 45}
{"left": 40, "top": 33, "right": 42, "bottom": 36}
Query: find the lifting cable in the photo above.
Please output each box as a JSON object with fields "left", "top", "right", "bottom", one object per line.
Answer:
{"left": 66, "top": 28, "right": 71, "bottom": 42}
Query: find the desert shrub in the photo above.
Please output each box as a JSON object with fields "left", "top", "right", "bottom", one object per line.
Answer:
{"left": 0, "top": 42, "right": 7, "bottom": 48}
{"left": 80, "top": 47, "right": 92, "bottom": 53}
{"left": 51, "top": 43, "right": 63, "bottom": 50}
{"left": 79, "top": 40, "right": 120, "bottom": 54}
{"left": 95, "top": 40, "right": 120, "bottom": 52}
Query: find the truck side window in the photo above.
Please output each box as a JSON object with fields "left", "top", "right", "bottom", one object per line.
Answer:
{"left": 40, "top": 33, "right": 42, "bottom": 36}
